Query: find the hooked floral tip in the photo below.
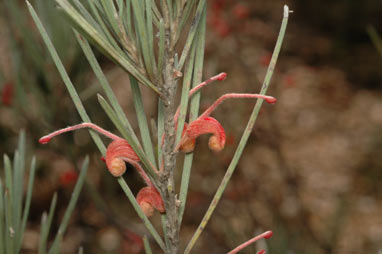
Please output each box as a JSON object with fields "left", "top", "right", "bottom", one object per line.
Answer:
{"left": 265, "top": 97, "right": 277, "bottom": 104}
{"left": 216, "top": 72, "right": 227, "bottom": 81}
{"left": 263, "top": 231, "right": 273, "bottom": 239}
{"left": 38, "top": 122, "right": 121, "bottom": 145}
{"left": 188, "top": 72, "right": 228, "bottom": 97}
{"left": 39, "top": 137, "right": 51, "bottom": 144}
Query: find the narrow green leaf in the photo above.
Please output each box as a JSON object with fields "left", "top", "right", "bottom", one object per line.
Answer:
{"left": 50, "top": 235, "right": 62, "bottom": 254}
{"left": 151, "top": 0, "right": 162, "bottom": 26}
{"left": 38, "top": 213, "right": 48, "bottom": 254}
{"left": 142, "top": 235, "right": 153, "bottom": 254}
{"left": 130, "top": 77, "right": 157, "bottom": 168}
{"left": 184, "top": 6, "right": 290, "bottom": 253}
{"left": 145, "top": 0, "right": 156, "bottom": 70}
{"left": 123, "top": 0, "right": 135, "bottom": 40}
{"left": 3, "top": 155, "right": 13, "bottom": 203}
{"left": 178, "top": 0, "right": 197, "bottom": 36}
{"left": 49, "top": 156, "right": 89, "bottom": 253}
{"left": 117, "top": 0, "right": 124, "bottom": 14}
{"left": 157, "top": 18, "right": 165, "bottom": 77}
{"left": 175, "top": 37, "right": 197, "bottom": 144}
{"left": 72, "top": 0, "right": 106, "bottom": 37}
{"left": 178, "top": 7, "right": 206, "bottom": 226}
{"left": 26, "top": 1, "right": 107, "bottom": 154}
{"left": 131, "top": 0, "right": 156, "bottom": 81}
{"left": 5, "top": 192, "right": 15, "bottom": 254}
{"left": 161, "top": 214, "right": 170, "bottom": 250}
{"left": 18, "top": 157, "right": 36, "bottom": 252}
{"left": 99, "top": 0, "right": 120, "bottom": 38}
{"left": 159, "top": 0, "right": 170, "bottom": 27}
{"left": 367, "top": 25, "right": 382, "bottom": 56}
{"left": 166, "top": 0, "right": 173, "bottom": 23}
{"left": 39, "top": 193, "right": 57, "bottom": 254}
{"left": 14, "top": 130, "right": 26, "bottom": 250}
{"left": 116, "top": 177, "right": 165, "bottom": 251}
{"left": 157, "top": 99, "right": 165, "bottom": 170}
{"left": 85, "top": 0, "right": 121, "bottom": 50}
{"left": 0, "top": 179, "right": 4, "bottom": 253}
{"left": 177, "top": 0, "right": 206, "bottom": 71}
{"left": 12, "top": 150, "right": 22, "bottom": 243}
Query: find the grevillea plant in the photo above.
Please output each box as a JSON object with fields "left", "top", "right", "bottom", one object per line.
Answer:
{"left": 27, "top": 0, "right": 290, "bottom": 253}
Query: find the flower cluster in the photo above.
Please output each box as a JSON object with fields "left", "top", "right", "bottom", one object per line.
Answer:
{"left": 39, "top": 73, "right": 276, "bottom": 217}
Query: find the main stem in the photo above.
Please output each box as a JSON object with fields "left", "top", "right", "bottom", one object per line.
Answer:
{"left": 159, "top": 43, "right": 180, "bottom": 253}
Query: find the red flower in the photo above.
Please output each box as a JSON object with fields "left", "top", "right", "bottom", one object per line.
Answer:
{"left": 233, "top": 4, "right": 250, "bottom": 20}
{"left": 136, "top": 186, "right": 165, "bottom": 217}
{"left": 59, "top": 169, "right": 78, "bottom": 186}
{"left": 2, "top": 82, "right": 14, "bottom": 106}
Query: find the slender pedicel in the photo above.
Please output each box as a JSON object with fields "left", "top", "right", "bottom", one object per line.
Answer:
{"left": 227, "top": 231, "right": 273, "bottom": 254}
{"left": 39, "top": 122, "right": 121, "bottom": 144}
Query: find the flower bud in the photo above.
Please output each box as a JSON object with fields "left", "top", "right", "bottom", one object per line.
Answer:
{"left": 106, "top": 139, "right": 139, "bottom": 177}
{"left": 136, "top": 186, "right": 165, "bottom": 217}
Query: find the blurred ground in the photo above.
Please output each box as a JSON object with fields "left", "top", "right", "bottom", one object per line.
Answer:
{"left": 0, "top": 0, "right": 381, "bottom": 253}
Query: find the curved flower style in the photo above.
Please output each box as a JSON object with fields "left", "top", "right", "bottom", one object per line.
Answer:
{"left": 39, "top": 123, "right": 141, "bottom": 177}
{"left": 136, "top": 186, "right": 165, "bottom": 217}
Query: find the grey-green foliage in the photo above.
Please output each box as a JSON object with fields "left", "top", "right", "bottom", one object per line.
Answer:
{"left": 0, "top": 131, "right": 89, "bottom": 253}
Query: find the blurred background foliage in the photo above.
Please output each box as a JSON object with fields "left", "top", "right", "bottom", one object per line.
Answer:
{"left": 0, "top": 0, "right": 381, "bottom": 253}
